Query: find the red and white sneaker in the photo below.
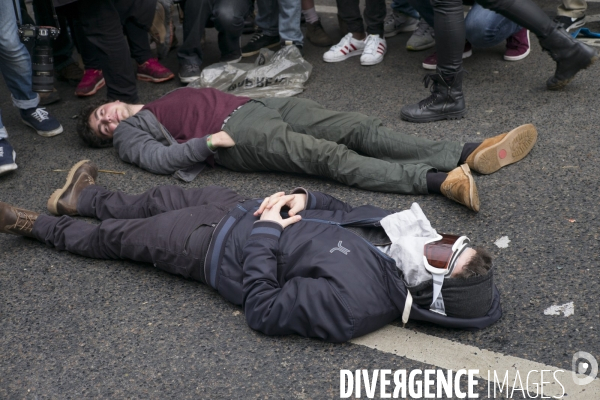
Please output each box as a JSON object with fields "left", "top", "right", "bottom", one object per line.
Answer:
{"left": 504, "top": 28, "right": 530, "bottom": 61}
{"left": 422, "top": 42, "right": 472, "bottom": 70}
{"left": 323, "top": 33, "right": 365, "bottom": 62}
{"left": 137, "top": 58, "right": 175, "bottom": 83}
{"left": 360, "top": 34, "right": 387, "bottom": 66}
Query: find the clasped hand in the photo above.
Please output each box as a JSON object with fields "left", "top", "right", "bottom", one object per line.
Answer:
{"left": 253, "top": 192, "right": 306, "bottom": 229}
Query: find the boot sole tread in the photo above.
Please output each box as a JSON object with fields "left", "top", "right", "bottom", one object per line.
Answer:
{"left": 47, "top": 160, "right": 91, "bottom": 215}
{"left": 474, "top": 124, "right": 538, "bottom": 174}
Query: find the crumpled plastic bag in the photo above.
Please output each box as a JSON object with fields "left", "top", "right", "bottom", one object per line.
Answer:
{"left": 188, "top": 45, "right": 312, "bottom": 98}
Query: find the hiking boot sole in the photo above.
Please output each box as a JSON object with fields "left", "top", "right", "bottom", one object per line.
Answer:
{"left": 47, "top": 159, "right": 91, "bottom": 215}
{"left": 137, "top": 73, "right": 175, "bottom": 83}
{"left": 547, "top": 52, "right": 599, "bottom": 90}
{"left": 76, "top": 78, "right": 105, "bottom": 97}
{"left": 21, "top": 120, "right": 63, "bottom": 137}
{"left": 400, "top": 109, "right": 466, "bottom": 123}
{"left": 473, "top": 124, "right": 538, "bottom": 175}
{"left": 242, "top": 42, "right": 280, "bottom": 57}
{"left": 463, "top": 164, "right": 480, "bottom": 212}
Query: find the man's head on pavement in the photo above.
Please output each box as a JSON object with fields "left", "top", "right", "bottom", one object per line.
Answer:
{"left": 78, "top": 100, "right": 142, "bottom": 148}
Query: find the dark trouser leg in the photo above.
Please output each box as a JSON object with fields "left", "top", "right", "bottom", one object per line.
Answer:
{"left": 124, "top": 19, "right": 154, "bottom": 64}
{"left": 363, "top": 0, "right": 387, "bottom": 37}
{"left": 32, "top": 209, "right": 215, "bottom": 282}
{"left": 335, "top": 0, "right": 364, "bottom": 33}
{"left": 218, "top": 100, "right": 462, "bottom": 194}
{"left": 77, "top": 185, "right": 244, "bottom": 220}
{"left": 432, "top": 0, "right": 464, "bottom": 75}
{"left": 214, "top": 0, "right": 249, "bottom": 59}
{"left": 178, "top": 0, "right": 214, "bottom": 66}
{"left": 78, "top": 0, "right": 138, "bottom": 102}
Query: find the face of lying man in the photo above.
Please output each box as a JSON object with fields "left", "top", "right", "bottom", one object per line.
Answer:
{"left": 89, "top": 101, "right": 139, "bottom": 139}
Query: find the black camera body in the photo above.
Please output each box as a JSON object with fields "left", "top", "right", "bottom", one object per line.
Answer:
{"left": 18, "top": 24, "right": 61, "bottom": 93}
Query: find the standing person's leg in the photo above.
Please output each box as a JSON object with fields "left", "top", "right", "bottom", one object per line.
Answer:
{"left": 213, "top": 0, "right": 249, "bottom": 62}
{"left": 241, "top": 0, "right": 281, "bottom": 56}
{"left": 360, "top": 0, "right": 388, "bottom": 65}
{"left": 0, "top": 0, "right": 62, "bottom": 137}
{"left": 124, "top": 19, "right": 175, "bottom": 83}
{"left": 78, "top": 0, "right": 138, "bottom": 102}
{"left": 385, "top": 0, "right": 419, "bottom": 38}
{"left": 0, "top": 109, "right": 17, "bottom": 175}
{"left": 556, "top": 0, "right": 586, "bottom": 31}
{"left": 400, "top": 0, "right": 466, "bottom": 123}
{"left": 276, "top": 0, "right": 303, "bottom": 47}
{"left": 323, "top": 0, "right": 367, "bottom": 62}
{"left": 302, "top": 0, "right": 334, "bottom": 47}
{"left": 178, "top": 0, "right": 214, "bottom": 82}
{"left": 476, "top": 0, "right": 597, "bottom": 89}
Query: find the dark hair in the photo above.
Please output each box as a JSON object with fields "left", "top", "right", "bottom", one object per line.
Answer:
{"left": 454, "top": 247, "right": 493, "bottom": 279}
{"left": 77, "top": 99, "right": 113, "bottom": 148}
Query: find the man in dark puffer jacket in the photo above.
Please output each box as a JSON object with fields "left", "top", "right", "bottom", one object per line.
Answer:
{"left": 0, "top": 160, "right": 501, "bottom": 342}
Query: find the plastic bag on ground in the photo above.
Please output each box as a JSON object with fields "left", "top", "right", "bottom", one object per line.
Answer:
{"left": 188, "top": 45, "right": 313, "bottom": 98}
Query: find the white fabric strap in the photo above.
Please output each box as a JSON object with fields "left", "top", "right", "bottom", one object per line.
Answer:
{"left": 402, "top": 291, "right": 413, "bottom": 327}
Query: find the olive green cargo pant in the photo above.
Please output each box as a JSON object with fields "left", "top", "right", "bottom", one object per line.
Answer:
{"left": 217, "top": 97, "right": 463, "bottom": 194}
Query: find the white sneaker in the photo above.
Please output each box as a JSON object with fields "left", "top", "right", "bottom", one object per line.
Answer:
{"left": 323, "top": 33, "right": 365, "bottom": 63}
{"left": 360, "top": 35, "right": 387, "bottom": 66}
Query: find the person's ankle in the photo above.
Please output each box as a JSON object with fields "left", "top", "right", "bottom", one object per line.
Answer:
{"left": 352, "top": 32, "right": 366, "bottom": 41}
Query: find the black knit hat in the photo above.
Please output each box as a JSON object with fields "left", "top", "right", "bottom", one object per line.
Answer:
{"left": 407, "top": 266, "right": 495, "bottom": 318}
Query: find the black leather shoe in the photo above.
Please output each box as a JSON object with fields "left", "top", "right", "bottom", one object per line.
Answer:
{"left": 540, "top": 25, "right": 599, "bottom": 90}
{"left": 400, "top": 70, "right": 466, "bottom": 123}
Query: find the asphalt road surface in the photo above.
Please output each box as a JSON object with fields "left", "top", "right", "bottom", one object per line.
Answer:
{"left": 1, "top": 1, "right": 599, "bottom": 398}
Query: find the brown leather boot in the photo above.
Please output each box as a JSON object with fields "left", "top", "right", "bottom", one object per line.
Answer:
{"left": 0, "top": 202, "right": 39, "bottom": 238}
{"left": 466, "top": 124, "right": 537, "bottom": 175}
{"left": 47, "top": 160, "right": 98, "bottom": 216}
{"left": 441, "top": 164, "right": 480, "bottom": 212}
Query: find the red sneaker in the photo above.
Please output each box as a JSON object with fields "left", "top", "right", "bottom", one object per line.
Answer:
{"left": 504, "top": 28, "right": 530, "bottom": 61}
{"left": 137, "top": 58, "right": 174, "bottom": 82}
{"left": 422, "top": 42, "right": 472, "bottom": 70}
{"left": 75, "top": 69, "right": 105, "bottom": 97}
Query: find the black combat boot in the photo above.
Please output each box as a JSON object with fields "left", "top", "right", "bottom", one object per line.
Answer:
{"left": 400, "top": 70, "right": 466, "bottom": 123}
{"left": 540, "top": 25, "right": 599, "bottom": 90}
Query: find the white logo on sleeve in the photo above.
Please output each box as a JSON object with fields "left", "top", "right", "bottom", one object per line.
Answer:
{"left": 330, "top": 241, "right": 350, "bottom": 255}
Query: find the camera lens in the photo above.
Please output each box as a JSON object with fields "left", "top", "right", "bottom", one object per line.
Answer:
{"left": 32, "top": 38, "right": 54, "bottom": 93}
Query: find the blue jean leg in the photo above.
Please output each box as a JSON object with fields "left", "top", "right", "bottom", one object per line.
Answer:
{"left": 0, "top": 0, "right": 39, "bottom": 110}
{"left": 391, "top": 0, "right": 420, "bottom": 19}
{"left": 256, "top": 0, "right": 302, "bottom": 44}
{"left": 465, "top": 3, "right": 521, "bottom": 48}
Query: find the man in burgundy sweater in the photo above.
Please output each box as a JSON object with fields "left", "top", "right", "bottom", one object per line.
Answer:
{"left": 77, "top": 87, "right": 537, "bottom": 212}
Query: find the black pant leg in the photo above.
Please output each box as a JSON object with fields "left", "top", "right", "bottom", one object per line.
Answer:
{"left": 78, "top": 0, "right": 138, "bottom": 102}
{"left": 124, "top": 19, "right": 154, "bottom": 64}
{"left": 432, "top": 0, "right": 465, "bottom": 75}
{"left": 77, "top": 185, "right": 245, "bottom": 220}
{"left": 335, "top": 0, "right": 365, "bottom": 34}
{"left": 363, "top": 0, "right": 387, "bottom": 37}
{"left": 214, "top": 0, "right": 250, "bottom": 59}
{"left": 177, "top": 0, "right": 215, "bottom": 66}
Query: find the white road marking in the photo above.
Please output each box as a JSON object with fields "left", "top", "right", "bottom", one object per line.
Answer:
{"left": 544, "top": 302, "right": 575, "bottom": 317}
{"left": 351, "top": 325, "right": 600, "bottom": 399}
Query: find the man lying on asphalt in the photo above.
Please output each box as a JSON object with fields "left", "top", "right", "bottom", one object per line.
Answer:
{"left": 77, "top": 87, "right": 538, "bottom": 212}
{"left": 0, "top": 161, "right": 501, "bottom": 342}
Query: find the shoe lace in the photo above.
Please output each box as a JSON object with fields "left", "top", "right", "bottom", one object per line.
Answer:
{"left": 184, "top": 64, "right": 200, "bottom": 73}
{"left": 329, "top": 33, "right": 353, "bottom": 51}
{"left": 8, "top": 210, "right": 36, "bottom": 234}
{"left": 414, "top": 19, "right": 433, "bottom": 37}
{"left": 363, "top": 35, "right": 381, "bottom": 55}
{"left": 30, "top": 108, "right": 49, "bottom": 122}
{"left": 249, "top": 32, "right": 264, "bottom": 43}
{"left": 417, "top": 74, "right": 450, "bottom": 109}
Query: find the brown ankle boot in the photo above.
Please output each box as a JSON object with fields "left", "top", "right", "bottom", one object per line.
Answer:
{"left": 47, "top": 160, "right": 98, "bottom": 216}
{"left": 0, "top": 202, "right": 39, "bottom": 238}
{"left": 440, "top": 164, "right": 480, "bottom": 212}
{"left": 466, "top": 124, "right": 538, "bottom": 175}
